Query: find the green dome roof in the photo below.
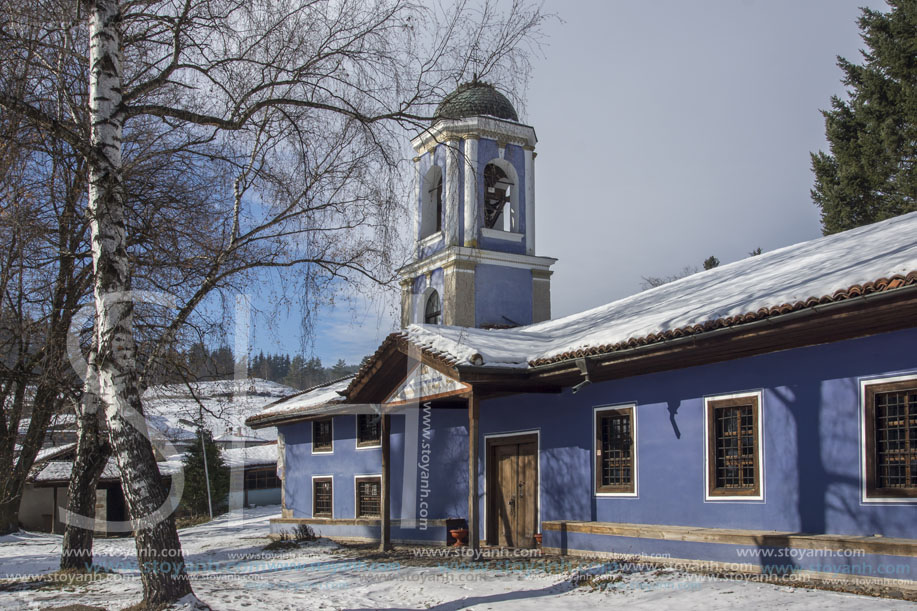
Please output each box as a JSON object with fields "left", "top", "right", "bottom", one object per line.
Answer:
{"left": 434, "top": 81, "right": 518, "bottom": 122}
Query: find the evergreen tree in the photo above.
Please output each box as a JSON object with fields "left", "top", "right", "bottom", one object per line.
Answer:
{"left": 304, "top": 357, "right": 325, "bottom": 387}
{"left": 703, "top": 256, "right": 720, "bottom": 270}
{"left": 283, "top": 355, "right": 307, "bottom": 389}
{"left": 331, "top": 359, "right": 350, "bottom": 379}
{"left": 180, "top": 427, "right": 230, "bottom": 518}
{"left": 811, "top": 1, "right": 917, "bottom": 234}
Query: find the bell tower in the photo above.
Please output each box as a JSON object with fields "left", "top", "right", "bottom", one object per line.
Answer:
{"left": 399, "top": 81, "right": 556, "bottom": 329}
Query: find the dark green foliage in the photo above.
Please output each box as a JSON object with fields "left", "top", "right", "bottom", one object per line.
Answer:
{"left": 703, "top": 256, "right": 720, "bottom": 270}
{"left": 811, "top": 1, "right": 917, "bottom": 234}
{"left": 179, "top": 427, "right": 230, "bottom": 517}
{"left": 251, "top": 353, "right": 359, "bottom": 389}
{"left": 749, "top": 247, "right": 763, "bottom": 256}
{"left": 160, "top": 345, "right": 359, "bottom": 390}
{"left": 330, "top": 359, "right": 350, "bottom": 379}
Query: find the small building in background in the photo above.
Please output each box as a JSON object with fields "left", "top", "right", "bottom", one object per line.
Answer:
{"left": 18, "top": 378, "right": 296, "bottom": 533}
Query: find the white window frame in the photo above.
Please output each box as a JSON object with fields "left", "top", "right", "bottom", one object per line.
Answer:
{"left": 593, "top": 403, "right": 639, "bottom": 498}
{"left": 703, "top": 390, "right": 765, "bottom": 502}
{"left": 859, "top": 373, "right": 917, "bottom": 504}
{"left": 355, "top": 414, "right": 382, "bottom": 450}
{"left": 311, "top": 417, "right": 334, "bottom": 455}
{"left": 353, "top": 473, "right": 383, "bottom": 519}
{"left": 311, "top": 474, "right": 334, "bottom": 519}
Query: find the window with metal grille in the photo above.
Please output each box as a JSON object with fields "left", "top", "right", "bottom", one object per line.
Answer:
{"left": 244, "top": 468, "right": 281, "bottom": 490}
{"left": 595, "top": 407, "right": 635, "bottom": 494}
{"left": 706, "top": 395, "right": 760, "bottom": 497}
{"left": 865, "top": 380, "right": 917, "bottom": 499}
{"left": 356, "top": 476, "right": 381, "bottom": 518}
{"left": 313, "top": 418, "right": 333, "bottom": 452}
{"left": 313, "top": 477, "right": 332, "bottom": 517}
{"left": 357, "top": 414, "right": 381, "bottom": 447}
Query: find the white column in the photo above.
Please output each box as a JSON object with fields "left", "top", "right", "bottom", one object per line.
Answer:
{"left": 463, "top": 137, "right": 479, "bottom": 247}
{"left": 412, "top": 158, "right": 421, "bottom": 257}
{"left": 524, "top": 148, "right": 536, "bottom": 255}
{"left": 444, "top": 139, "right": 461, "bottom": 246}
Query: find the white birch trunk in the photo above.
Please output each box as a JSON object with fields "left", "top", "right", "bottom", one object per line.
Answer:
{"left": 86, "top": 0, "right": 195, "bottom": 604}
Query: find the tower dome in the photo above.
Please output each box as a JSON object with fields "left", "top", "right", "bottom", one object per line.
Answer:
{"left": 434, "top": 81, "right": 519, "bottom": 122}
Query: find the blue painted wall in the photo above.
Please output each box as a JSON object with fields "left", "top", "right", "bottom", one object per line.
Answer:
{"left": 476, "top": 327, "right": 917, "bottom": 541}
{"left": 277, "top": 327, "right": 916, "bottom": 574}
{"left": 279, "top": 406, "right": 469, "bottom": 531}
{"left": 474, "top": 264, "right": 533, "bottom": 327}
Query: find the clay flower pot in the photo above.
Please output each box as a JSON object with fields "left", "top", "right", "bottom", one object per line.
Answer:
{"left": 450, "top": 528, "right": 469, "bottom": 547}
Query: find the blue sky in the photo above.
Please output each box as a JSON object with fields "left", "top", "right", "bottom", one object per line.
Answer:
{"left": 247, "top": 0, "right": 890, "bottom": 366}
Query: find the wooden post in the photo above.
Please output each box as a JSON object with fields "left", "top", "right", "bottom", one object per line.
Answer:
{"left": 380, "top": 411, "right": 391, "bottom": 551}
{"left": 53, "top": 486, "right": 59, "bottom": 534}
{"left": 468, "top": 395, "right": 480, "bottom": 552}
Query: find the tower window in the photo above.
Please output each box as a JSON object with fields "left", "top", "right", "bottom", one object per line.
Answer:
{"left": 424, "top": 291, "right": 442, "bottom": 325}
{"left": 484, "top": 164, "right": 513, "bottom": 230}
{"left": 421, "top": 165, "right": 443, "bottom": 239}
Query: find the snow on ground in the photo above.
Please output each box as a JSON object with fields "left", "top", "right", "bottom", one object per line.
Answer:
{"left": 0, "top": 506, "right": 911, "bottom": 610}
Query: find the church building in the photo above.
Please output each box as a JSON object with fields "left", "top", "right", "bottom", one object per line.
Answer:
{"left": 248, "top": 81, "right": 917, "bottom": 589}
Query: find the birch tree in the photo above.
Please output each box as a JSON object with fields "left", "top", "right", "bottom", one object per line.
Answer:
{"left": 2, "top": 0, "right": 548, "bottom": 605}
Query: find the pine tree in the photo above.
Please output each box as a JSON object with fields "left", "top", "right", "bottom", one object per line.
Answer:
{"left": 811, "top": 1, "right": 917, "bottom": 234}
{"left": 331, "top": 359, "right": 350, "bottom": 379}
{"left": 284, "top": 355, "right": 306, "bottom": 389}
{"left": 180, "top": 427, "right": 230, "bottom": 518}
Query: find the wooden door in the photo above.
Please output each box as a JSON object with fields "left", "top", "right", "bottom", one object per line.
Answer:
{"left": 488, "top": 434, "right": 538, "bottom": 548}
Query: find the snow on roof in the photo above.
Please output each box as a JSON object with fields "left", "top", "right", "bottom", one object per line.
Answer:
{"left": 221, "top": 444, "right": 278, "bottom": 468}
{"left": 18, "top": 413, "right": 77, "bottom": 435}
{"left": 144, "top": 378, "right": 294, "bottom": 400}
{"left": 32, "top": 458, "right": 183, "bottom": 483}
{"left": 251, "top": 377, "right": 353, "bottom": 421}
{"left": 213, "top": 432, "right": 271, "bottom": 443}
{"left": 403, "top": 212, "right": 917, "bottom": 367}
{"left": 34, "top": 444, "right": 76, "bottom": 463}
{"left": 142, "top": 378, "right": 298, "bottom": 448}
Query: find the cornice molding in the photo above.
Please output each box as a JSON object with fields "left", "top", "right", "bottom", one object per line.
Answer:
{"left": 412, "top": 116, "right": 537, "bottom": 155}
{"left": 398, "top": 246, "right": 557, "bottom": 279}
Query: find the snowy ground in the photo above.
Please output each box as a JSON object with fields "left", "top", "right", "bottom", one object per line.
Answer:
{"left": 0, "top": 506, "right": 910, "bottom": 610}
